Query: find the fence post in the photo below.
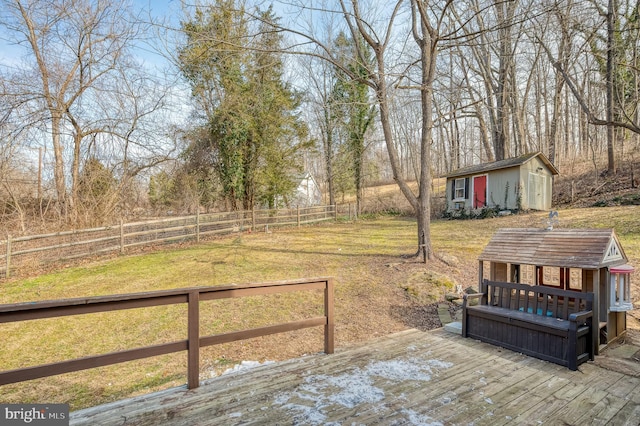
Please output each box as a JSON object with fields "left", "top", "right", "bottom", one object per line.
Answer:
{"left": 324, "top": 278, "right": 335, "bottom": 354}
{"left": 334, "top": 205, "right": 338, "bottom": 221}
{"left": 196, "top": 210, "right": 200, "bottom": 243}
{"left": 120, "top": 220, "right": 124, "bottom": 255}
{"left": 297, "top": 206, "right": 301, "bottom": 228}
{"left": 252, "top": 208, "right": 256, "bottom": 232}
{"left": 187, "top": 290, "right": 200, "bottom": 389}
{"left": 5, "top": 235, "right": 11, "bottom": 279}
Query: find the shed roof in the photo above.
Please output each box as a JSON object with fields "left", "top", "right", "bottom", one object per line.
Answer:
{"left": 478, "top": 228, "right": 627, "bottom": 269}
{"left": 443, "top": 152, "right": 559, "bottom": 179}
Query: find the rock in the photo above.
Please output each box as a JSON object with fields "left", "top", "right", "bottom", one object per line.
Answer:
{"left": 438, "top": 252, "right": 460, "bottom": 267}
{"left": 445, "top": 293, "right": 460, "bottom": 302}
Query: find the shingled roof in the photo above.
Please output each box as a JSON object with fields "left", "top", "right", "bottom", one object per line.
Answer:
{"left": 478, "top": 228, "right": 627, "bottom": 269}
{"left": 444, "top": 152, "right": 559, "bottom": 179}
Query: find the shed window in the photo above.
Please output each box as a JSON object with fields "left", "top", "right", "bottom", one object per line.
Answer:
{"left": 454, "top": 178, "right": 466, "bottom": 199}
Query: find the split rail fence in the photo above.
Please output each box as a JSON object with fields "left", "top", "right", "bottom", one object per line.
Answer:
{"left": 0, "top": 277, "right": 335, "bottom": 390}
{"left": 1, "top": 205, "right": 338, "bottom": 279}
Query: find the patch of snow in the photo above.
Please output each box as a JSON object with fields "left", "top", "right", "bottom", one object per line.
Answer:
{"left": 427, "top": 359, "right": 454, "bottom": 369}
{"left": 401, "top": 409, "right": 444, "bottom": 426}
{"left": 438, "top": 391, "right": 457, "bottom": 406}
{"left": 301, "top": 369, "right": 385, "bottom": 409}
{"left": 366, "top": 359, "right": 432, "bottom": 382}
{"left": 272, "top": 356, "right": 454, "bottom": 425}
{"left": 281, "top": 402, "right": 327, "bottom": 425}
{"left": 228, "top": 412, "right": 242, "bottom": 418}
{"left": 221, "top": 360, "right": 274, "bottom": 376}
{"left": 484, "top": 397, "right": 493, "bottom": 405}
{"left": 273, "top": 393, "right": 290, "bottom": 405}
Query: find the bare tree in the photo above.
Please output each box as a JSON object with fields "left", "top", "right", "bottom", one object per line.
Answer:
{"left": 272, "top": 1, "right": 466, "bottom": 260}
{"left": 538, "top": 0, "right": 640, "bottom": 174}
{"left": 298, "top": 50, "right": 342, "bottom": 206}
{"left": 0, "top": 0, "right": 174, "bottom": 225}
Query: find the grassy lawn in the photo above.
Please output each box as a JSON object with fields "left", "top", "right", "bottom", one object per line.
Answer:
{"left": 1, "top": 206, "right": 639, "bottom": 410}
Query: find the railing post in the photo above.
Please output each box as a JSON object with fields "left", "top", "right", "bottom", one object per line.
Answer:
{"left": 334, "top": 204, "right": 338, "bottom": 221}
{"left": 187, "top": 291, "right": 200, "bottom": 389}
{"left": 6, "top": 234, "right": 11, "bottom": 279}
{"left": 297, "top": 206, "right": 301, "bottom": 228}
{"left": 324, "top": 278, "right": 335, "bottom": 354}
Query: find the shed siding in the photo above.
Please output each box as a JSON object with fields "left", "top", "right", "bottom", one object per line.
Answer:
{"left": 485, "top": 167, "right": 520, "bottom": 210}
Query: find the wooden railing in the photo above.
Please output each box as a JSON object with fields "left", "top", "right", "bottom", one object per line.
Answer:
{"left": 0, "top": 277, "right": 335, "bottom": 390}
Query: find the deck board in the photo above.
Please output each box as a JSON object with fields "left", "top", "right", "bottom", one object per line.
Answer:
{"left": 70, "top": 328, "right": 640, "bottom": 426}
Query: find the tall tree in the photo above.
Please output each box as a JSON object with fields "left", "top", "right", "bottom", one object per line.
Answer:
{"left": 179, "top": 0, "right": 251, "bottom": 210}
{"left": 250, "top": 6, "right": 311, "bottom": 209}
{"left": 332, "top": 32, "right": 376, "bottom": 215}
{"left": 179, "top": 2, "right": 310, "bottom": 210}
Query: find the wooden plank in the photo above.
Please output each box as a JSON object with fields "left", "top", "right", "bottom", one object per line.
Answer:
{"left": 552, "top": 386, "right": 610, "bottom": 424}
{"left": 485, "top": 373, "right": 574, "bottom": 426}
{"left": 606, "top": 400, "right": 640, "bottom": 426}
{"left": 493, "top": 377, "right": 580, "bottom": 425}
{"left": 573, "top": 394, "right": 629, "bottom": 425}
{"left": 0, "top": 340, "right": 188, "bottom": 385}
{"left": 199, "top": 317, "right": 327, "bottom": 347}
{"left": 446, "top": 363, "right": 562, "bottom": 425}
{"left": 429, "top": 359, "right": 547, "bottom": 423}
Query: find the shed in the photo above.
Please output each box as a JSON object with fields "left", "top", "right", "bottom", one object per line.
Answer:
{"left": 290, "top": 172, "right": 322, "bottom": 207}
{"left": 478, "top": 227, "right": 635, "bottom": 354}
{"left": 444, "top": 152, "right": 559, "bottom": 213}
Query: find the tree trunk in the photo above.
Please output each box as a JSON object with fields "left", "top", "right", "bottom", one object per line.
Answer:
{"left": 606, "top": 0, "right": 617, "bottom": 173}
{"left": 51, "top": 112, "right": 67, "bottom": 218}
{"left": 324, "top": 111, "right": 336, "bottom": 207}
{"left": 416, "top": 26, "right": 436, "bottom": 262}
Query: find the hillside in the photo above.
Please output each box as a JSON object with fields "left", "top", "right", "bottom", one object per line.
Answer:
{"left": 553, "top": 157, "right": 640, "bottom": 208}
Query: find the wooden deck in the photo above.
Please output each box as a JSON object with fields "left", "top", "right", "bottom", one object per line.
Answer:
{"left": 71, "top": 328, "right": 640, "bottom": 425}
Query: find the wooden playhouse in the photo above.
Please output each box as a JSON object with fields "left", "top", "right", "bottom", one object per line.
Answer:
{"left": 474, "top": 227, "right": 634, "bottom": 356}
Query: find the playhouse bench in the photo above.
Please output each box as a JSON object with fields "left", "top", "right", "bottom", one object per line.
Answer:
{"left": 462, "top": 279, "right": 594, "bottom": 370}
